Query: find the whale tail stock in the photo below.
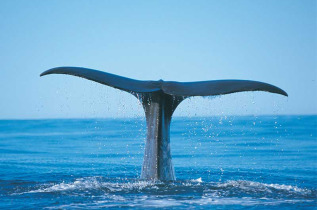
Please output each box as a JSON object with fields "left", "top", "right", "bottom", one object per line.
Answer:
{"left": 40, "top": 67, "right": 287, "bottom": 181}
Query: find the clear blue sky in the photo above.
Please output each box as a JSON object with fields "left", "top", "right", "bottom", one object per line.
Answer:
{"left": 0, "top": 0, "right": 316, "bottom": 119}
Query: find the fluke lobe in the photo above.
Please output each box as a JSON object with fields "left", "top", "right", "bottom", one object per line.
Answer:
{"left": 40, "top": 67, "right": 287, "bottom": 181}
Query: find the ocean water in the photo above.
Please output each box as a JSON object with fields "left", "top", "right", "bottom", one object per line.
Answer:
{"left": 0, "top": 115, "right": 316, "bottom": 209}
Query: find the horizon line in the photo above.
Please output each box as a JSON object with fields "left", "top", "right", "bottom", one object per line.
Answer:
{"left": 0, "top": 114, "right": 316, "bottom": 121}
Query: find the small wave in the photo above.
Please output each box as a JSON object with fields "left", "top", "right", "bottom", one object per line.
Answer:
{"left": 216, "top": 180, "right": 312, "bottom": 195}
{"left": 191, "top": 177, "right": 203, "bottom": 183}
{"left": 12, "top": 177, "right": 315, "bottom": 208}
{"left": 19, "top": 177, "right": 314, "bottom": 201}
{"left": 47, "top": 196, "right": 313, "bottom": 209}
{"left": 25, "top": 177, "right": 158, "bottom": 194}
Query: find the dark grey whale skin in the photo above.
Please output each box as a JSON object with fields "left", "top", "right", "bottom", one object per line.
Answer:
{"left": 40, "top": 67, "right": 287, "bottom": 181}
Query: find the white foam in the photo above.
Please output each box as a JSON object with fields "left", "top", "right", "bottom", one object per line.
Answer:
{"left": 192, "top": 177, "right": 203, "bottom": 183}
{"left": 216, "top": 180, "right": 312, "bottom": 194}
{"left": 20, "top": 177, "right": 312, "bottom": 206}
{"left": 26, "top": 177, "right": 158, "bottom": 194}
{"left": 36, "top": 178, "right": 315, "bottom": 209}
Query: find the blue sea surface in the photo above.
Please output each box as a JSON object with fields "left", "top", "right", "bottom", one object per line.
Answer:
{"left": 0, "top": 115, "right": 316, "bottom": 209}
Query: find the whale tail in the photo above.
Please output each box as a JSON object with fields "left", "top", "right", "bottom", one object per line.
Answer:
{"left": 41, "top": 66, "right": 287, "bottom": 180}
{"left": 40, "top": 67, "right": 288, "bottom": 97}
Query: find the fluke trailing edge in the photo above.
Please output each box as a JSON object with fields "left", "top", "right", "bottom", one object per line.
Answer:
{"left": 40, "top": 67, "right": 287, "bottom": 181}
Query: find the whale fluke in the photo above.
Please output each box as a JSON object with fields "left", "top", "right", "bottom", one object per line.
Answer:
{"left": 41, "top": 66, "right": 287, "bottom": 181}
{"left": 40, "top": 67, "right": 161, "bottom": 94}
{"left": 162, "top": 80, "right": 288, "bottom": 97}
{"left": 40, "top": 67, "right": 287, "bottom": 97}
